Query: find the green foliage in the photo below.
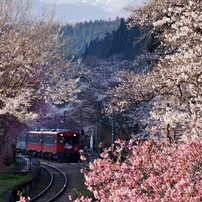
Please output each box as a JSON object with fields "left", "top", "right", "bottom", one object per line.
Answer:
{"left": 60, "top": 17, "right": 121, "bottom": 60}
{"left": 72, "top": 171, "right": 94, "bottom": 198}
{"left": 83, "top": 18, "right": 147, "bottom": 60}
{"left": 67, "top": 165, "right": 94, "bottom": 201}
{"left": 0, "top": 167, "right": 31, "bottom": 201}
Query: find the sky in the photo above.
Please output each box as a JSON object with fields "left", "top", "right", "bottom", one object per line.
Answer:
{"left": 31, "top": 0, "right": 143, "bottom": 24}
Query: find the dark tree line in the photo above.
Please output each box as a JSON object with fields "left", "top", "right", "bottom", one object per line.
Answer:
{"left": 60, "top": 17, "right": 122, "bottom": 60}
{"left": 83, "top": 18, "right": 149, "bottom": 61}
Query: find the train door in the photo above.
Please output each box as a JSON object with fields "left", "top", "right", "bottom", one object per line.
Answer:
{"left": 64, "top": 132, "right": 80, "bottom": 162}
{"left": 64, "top": 135, "right": 72, "bottom": 149}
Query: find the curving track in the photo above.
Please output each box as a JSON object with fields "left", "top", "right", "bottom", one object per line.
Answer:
{"left": 24, "top": 154, "right": 98, "bottom": 201}
{"left": 31, "top": 163, "right": 68, "bottom": 202}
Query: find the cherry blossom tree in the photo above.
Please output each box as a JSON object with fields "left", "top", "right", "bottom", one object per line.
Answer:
{"left": 59, "top": 56, "right": 153, "bottom": 148}
{"left": 0, "top": 0, "right": 65, "bottom": 122}
{"left": 109, "top": 0, "right": 202, "bottom": 138}
{"left": 0, "top": 0, "right": 69, "bottom": 168}
{"left": 68, "top": 1, "right": 202, "bottom": 201}
{"left": 72, "top": 137, "right": 202, "bottom": 201}
{"left": 0, "top": 115, "right": 27, "bottom": 170}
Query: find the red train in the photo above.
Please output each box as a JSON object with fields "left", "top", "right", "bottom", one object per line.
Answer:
{"left": 19, "top": 129, "right": 81, "bottom": 162}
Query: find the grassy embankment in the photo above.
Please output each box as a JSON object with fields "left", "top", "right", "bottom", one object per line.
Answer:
{"left": 0, "top": 164, "right": 32, "bottom": 202}
{"left": 66, "top": 164, "right": 94, "bottom": 201}
{"left": 0, "top": 159, "right": 94, "bottom": 202}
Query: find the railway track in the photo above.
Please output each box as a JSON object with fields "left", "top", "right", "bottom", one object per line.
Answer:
{"left": 23, "top": 154, "right": 98, "bottom": 201}
{"left": 30, "top": 163, "right": 68, "bottom": 202}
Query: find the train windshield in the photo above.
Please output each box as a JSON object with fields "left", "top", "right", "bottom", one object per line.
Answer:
{"left": 65, "top": 136, "right": 71, "bottom": 144}
{"left": 64, "top": 134, "right": 79, "bottom": 145}
{"left": 72, "top": 133, "right": 79, "bottom": 144}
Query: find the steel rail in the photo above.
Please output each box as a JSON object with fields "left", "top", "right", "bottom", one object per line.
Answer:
{"left": 30, "top": 163, "right": 68, "bottom": 202}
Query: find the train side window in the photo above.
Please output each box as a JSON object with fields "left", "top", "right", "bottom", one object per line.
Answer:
{"left": 72, "top": 134, "right": 79, "bottom": 144}
{"left": 44, "top": 136, "right": 55, "bottom": 145}
{"left": 28, "top": 135, "right": 40, "bottom": 144}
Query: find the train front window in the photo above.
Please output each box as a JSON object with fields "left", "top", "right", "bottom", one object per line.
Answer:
{"left": 72, "top": 133, "right": 79, "bottom": 144}
{"left": 65, "top": 136, "right": 71, "bottom": 144}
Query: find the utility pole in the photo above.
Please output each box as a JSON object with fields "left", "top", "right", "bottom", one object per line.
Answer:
{"left": 112, "top": 109, "right": 114, "bottom": 145}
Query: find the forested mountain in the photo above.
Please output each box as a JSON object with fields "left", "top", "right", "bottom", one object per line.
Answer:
{"left": 83, "top": 18, "right": 148, "bottom": 60}
{"left": 60, "top": 17, "right": 121, "bottom": 60}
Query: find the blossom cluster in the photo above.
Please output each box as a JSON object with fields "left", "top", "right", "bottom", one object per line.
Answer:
{"left": 111, "top": 0, "right": 202, "bottom": 136}
{"left": 73, "top": 138, "right": 202, "bottom": 201}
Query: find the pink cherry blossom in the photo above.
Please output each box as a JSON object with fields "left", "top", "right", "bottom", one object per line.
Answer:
{"left": 71, "top": 137, "right": 202, "bottom": 201}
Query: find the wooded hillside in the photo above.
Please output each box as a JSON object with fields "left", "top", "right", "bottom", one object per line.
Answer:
{"left": 60, "top": 17, "right": 150, "bottom": 61}
{"left": 60, "top": 17, "right": 121, "bottom": 60}
{"left": 83, "top": 18, "right": 148, "bottom": 61}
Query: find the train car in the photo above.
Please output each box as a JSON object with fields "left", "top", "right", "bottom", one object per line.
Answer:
{"left": 25, "top": 129, "right": 80, "bottom": 162}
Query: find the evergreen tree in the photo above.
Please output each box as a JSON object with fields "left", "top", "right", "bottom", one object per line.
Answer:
{"left": 60, "top": 18, "right": 122, "bottom": 60}
{"left": 83, "top": 18, "right": 146, "bottom": 61}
